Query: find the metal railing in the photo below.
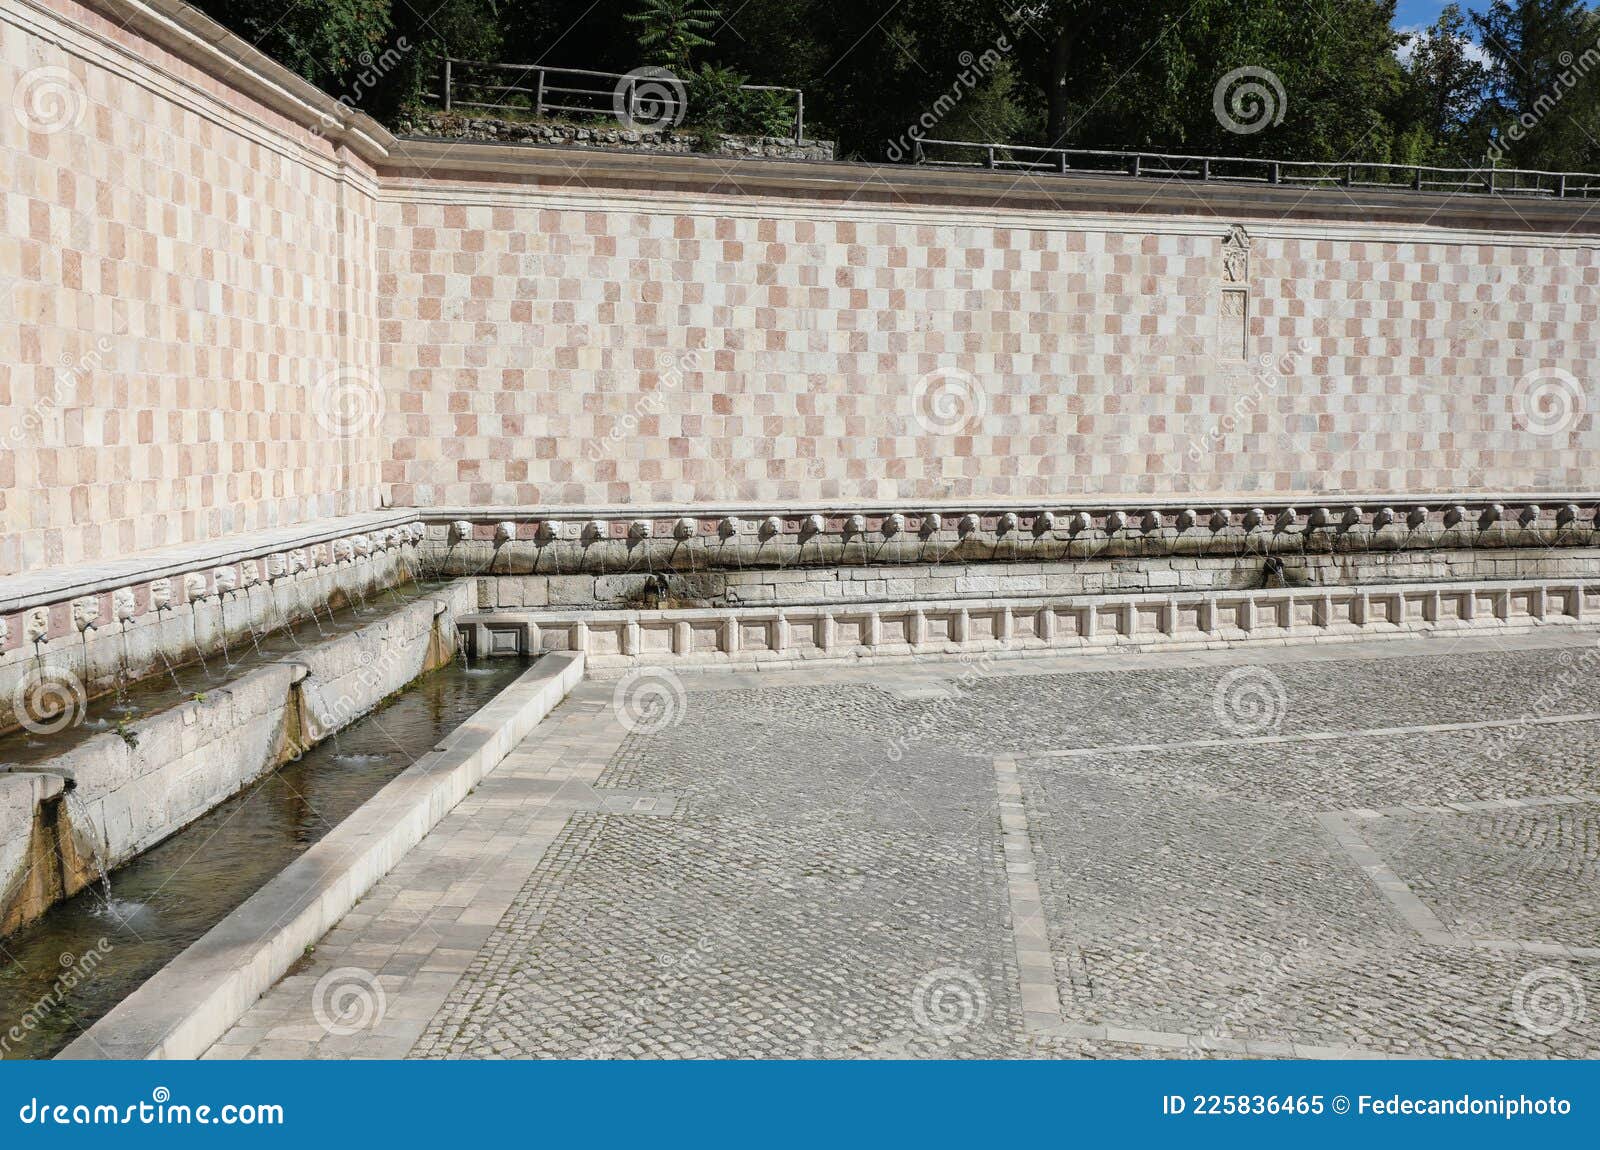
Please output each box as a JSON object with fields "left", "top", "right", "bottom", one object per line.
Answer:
{"left": 429, "top": 59, "right": 805, "bottom": 143}
{"left": 911, "top": 138, "right": 1600, "bottom": 199}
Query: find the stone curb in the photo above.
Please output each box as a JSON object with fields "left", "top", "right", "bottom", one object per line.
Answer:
{"left": 57, "top": 650, "right": 585, "bottom": 1061}
{"left": 460, "top": 576, "right": 1600, "bottom": 673}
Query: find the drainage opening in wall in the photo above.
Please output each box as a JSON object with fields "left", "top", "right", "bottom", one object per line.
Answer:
{"left": 0, "top": 656, "right": 530, "bottom": 1060}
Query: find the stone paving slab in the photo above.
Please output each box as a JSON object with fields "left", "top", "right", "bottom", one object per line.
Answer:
{"left": 211, "top": 632, "right": 1600, "bottom": 1059}
{"left": 205, "top": 684, "right": 626, "bottom": 1059}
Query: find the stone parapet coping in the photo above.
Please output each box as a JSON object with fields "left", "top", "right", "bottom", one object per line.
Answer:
{"left": 7, "top": 494, "right": 1599, "bottom": 648}
{"left": 0, "top": 511, "right": 418, "bottom": 615}
{"left": 58, "top": 0, "right": 396, "bottom": 161}
{"left": 58, "top": 651, "right": 584, "bottom": 1061}
{"left": 9, "top": 493, "right": 1598, "bottom": 606}
{"left": 383, "top": 138, "right": 1600, "bottom": 237}
{"left": 460, "top": 578, "right": 1600, "bottom": 671}
{"left": 421, "top": 492, "right": 1600, "bottom": 521}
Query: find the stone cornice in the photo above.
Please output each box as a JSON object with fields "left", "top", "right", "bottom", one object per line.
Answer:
{"left": 33, "top": 0, "right": 397, "bottom": 165}
{"left": 382, "top": 138, "right": 1600, "bottom": 239}
{"left": 419, "top": 493, "right": 1600, "bottom": 521}
{"left": 420, "top": 498, "right": 1600, "bottom": 578}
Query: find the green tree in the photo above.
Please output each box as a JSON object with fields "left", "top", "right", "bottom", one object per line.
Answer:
{"left": 964, "top": 0, "right": 1401, "bottom": 162}
{"left": 626, "top": 0, "right": 722, "bottom": 74}
{"left": 1393, "top": 4, "right": 1491, "bottom": 165}
{"left": 1473, "top": 0, "right": 1600, "bottom": 169}
{"left": 194, "top": 0, "right": 392, "bottom": 90}
{"left": 381, "top": 0, "right": 504, "bottom": 118}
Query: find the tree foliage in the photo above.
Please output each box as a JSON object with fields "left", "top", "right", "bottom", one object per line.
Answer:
{"left": 198, "top": 0, "right": 1600, "bottom": 172}
{"left": 1474, "top": 0, "right": 1600, "bottom": 168}
{"left": 626, "top": 0, "right": 722, "bottom": 74}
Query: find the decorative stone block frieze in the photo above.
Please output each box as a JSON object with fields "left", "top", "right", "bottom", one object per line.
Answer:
{"left": 460, "top": 577, "right": 1599, "bottom": 671}
{"left": 418, "top": 499, "right": 1600, "bottom": 581}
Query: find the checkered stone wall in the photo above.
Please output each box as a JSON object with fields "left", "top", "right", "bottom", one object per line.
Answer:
{"left": 0, "top": 0, "right": 384, "bottom": 578}
{"left": 378, "top": 192, "right": 1598, "bottom": 509}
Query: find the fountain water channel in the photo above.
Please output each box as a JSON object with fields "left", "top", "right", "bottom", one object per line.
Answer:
{"left": 0, "top": 655, "right": 529, "bottom": 1059}
{"left": 0, "top": 580, "right": 452, "bottom": 769}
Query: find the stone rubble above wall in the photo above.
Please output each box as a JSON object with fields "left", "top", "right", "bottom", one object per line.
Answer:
{"left": 394, "top": 111, "right": 836, "bottom": 160}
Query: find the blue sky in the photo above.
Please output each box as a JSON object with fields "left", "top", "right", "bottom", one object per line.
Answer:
{"left": 1393, "top": 0, "right": 1483, "bottom": 29}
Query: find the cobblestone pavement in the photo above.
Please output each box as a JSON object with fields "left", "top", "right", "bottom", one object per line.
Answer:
{"left": 215, "top": 631, "right": 1600, "bottom": 1058}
